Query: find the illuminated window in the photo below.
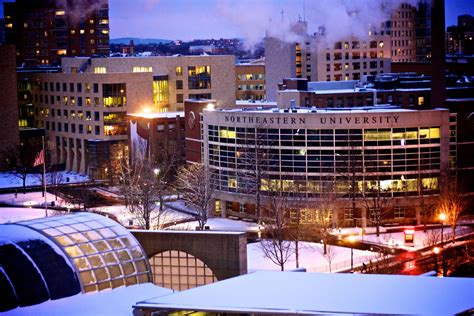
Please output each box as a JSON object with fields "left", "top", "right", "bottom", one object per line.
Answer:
{"left": 101, "top": 29, "right": 109, "bottom": 35}
{"left": 219, "top": 129, "right": 236, "bottom": 139}
{"left": 175, "top": 66, "right": 183, "bottom": 76}
{"left": 94, "top": 67, "right": 107, "bottom": 74}
{"left": 57, "top": 49, "right": 67, "bottom": 55}
{"left": 70, "top": 29, "right": 76, "bottom": 34}
{"left": 80, "top": 29, "right": 85, "bottom": 34}
{"left": 153, "top": 79, "right": 169, "bottom": 109}
{"left": 150, "top": 251, "right": 217, "bottom": 291}
{"left": 133, "top": 66, "right": 153, "bottom": 73}
{"left": 55, "top": 10, "right": 65, "bottom": 16}
{"left": 99, "top": 19, "right": 109, "bottom": 25}
{"left": 228, "top": 178, "right": 237, "bottom": 188}
{"left": 417, "top": 96, "right": 425, "bottom": 106}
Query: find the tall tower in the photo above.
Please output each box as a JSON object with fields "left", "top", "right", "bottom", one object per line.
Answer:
{"left": 3, "top": 0, "right": 109, "bottom": 66}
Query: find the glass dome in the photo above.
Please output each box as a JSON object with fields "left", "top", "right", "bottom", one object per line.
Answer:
{"left": 0, "top": 212, "right": 152, "bottom": 312}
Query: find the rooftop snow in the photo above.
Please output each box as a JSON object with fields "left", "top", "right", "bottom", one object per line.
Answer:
{"left": 135, "top": 271, "right": 473, "bottom": 315}
{"left": 5, "top": 283, "right": 172, "bottom": 316}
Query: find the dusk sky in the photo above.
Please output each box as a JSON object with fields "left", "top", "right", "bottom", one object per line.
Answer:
{"left": 108, "top": 0, "right": 474, "bottom": 41}
{"left": 1, "top": 0, "right": 473, "bottom": 41}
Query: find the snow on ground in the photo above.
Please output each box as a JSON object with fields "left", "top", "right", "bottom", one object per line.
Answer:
{"left": 0, "top": 171, "right": 90, "bottom": 189}
{"left": 166, "top": 217, "right": 259, "bottom": 232}
{"left": 356, "top": 225, "right": 473, "bottom": 251}
{"left": 248, "top": 241, "right": 375, "bottom": 273}
{"left": 3, "top": 283, "right": 172, "bottom": 316}
{"left": 0, "top": 207, "right": 48, "bottom": 224}
{"left": 0, "top": 191, "right": 67, "bottom": 207}
{"left": 90, "top": 204, "right": 193, "bottom": 228}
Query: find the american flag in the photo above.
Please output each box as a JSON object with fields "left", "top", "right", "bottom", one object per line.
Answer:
{"left": 33, "top": 149, "right": 44, "bottom": 167}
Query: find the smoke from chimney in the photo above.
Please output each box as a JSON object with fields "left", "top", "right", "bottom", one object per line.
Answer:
{"left": 217, "top": 0, "right": 419, "bottom": 49}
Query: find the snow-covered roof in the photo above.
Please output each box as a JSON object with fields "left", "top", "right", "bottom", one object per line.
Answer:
{"left": 128, "top": 111, "right": 184, "bottom": 119}
{"left": 135, "top": 271, "right": 474, "bottom": 315}
{"left": 5, "top": 283, "right": 172, "bottom": 316}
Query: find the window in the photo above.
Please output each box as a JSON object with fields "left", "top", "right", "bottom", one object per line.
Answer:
{"left": 176, "top": 80, "right": 183, "bottom": 89}
{"left": 93, "top": 84, "right": 99, "bottom": 93}
{"left": 95, "top": 126, "right": 100, "bottom": 135}
{"left": 175, "top": 66, "right": 183, "bottom": 76}
{"left": 94, "top": 67, "right": 107, "bottom": 74}
{"left": 103, "top": 83, "right": 126, "bottom": 108}
{"left": 177, "top": 94, "right": 184, "bottom": 103}
{"left": 132, "top": 66, "right": 153, "bottom": 73}
{"left": 69, "top": 83, "right": 74, "bottom": 92}
{"left": 188, "top": 66, "right": 211, "bottom": 89}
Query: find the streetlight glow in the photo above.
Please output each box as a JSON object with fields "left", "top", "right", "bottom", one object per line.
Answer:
{"left": 439, "top": 213, "right": 447, "bottom": 221}
{"left": 154, "top": 168, "right": 160, "bottom": 176}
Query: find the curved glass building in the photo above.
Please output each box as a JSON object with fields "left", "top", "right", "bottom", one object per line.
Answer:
{"left": 202, "top": 106, "right": 451, "bottom": 226}
{"left": 0, "top": 212, "right": 152, "bottom": 312}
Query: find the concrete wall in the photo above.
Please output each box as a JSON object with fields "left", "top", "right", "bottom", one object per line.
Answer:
{"left": 132, "top": 230, "right": 247, "bottom": 281}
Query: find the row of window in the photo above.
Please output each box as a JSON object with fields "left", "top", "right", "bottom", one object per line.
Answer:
{"left": 211, "top": 172, "right": 440, "bottom": 198}
{"left": 328, "top": 51, "right": 386, "bottom": 61}
{"left": 333, "top": 41, "right": 385, "bottom": 50}
{"left": 38, "top": 81, "right": 99, "bottom": 93}
{"left": 44, "top": 120, "right": 126, "bottom": 136}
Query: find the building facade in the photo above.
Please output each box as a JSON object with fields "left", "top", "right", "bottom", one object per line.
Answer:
{"left": 3, "top": 0, "right": 109, "bottom": 66}
{"left": 0, "top": 45, "right": 20, "bottom": 160}
{"left": 61, "top": 55, "right": 236, "bottom": 112}
{"left": 236, "top": 60, "right": 265, "bottom": 101}
{"left": 201, "top": 106, "right": 450, "bottom": 227}
{"left": 25, "top": 71, "right": 152, "bottom": 177}
{"left": 265, "top": 21, "right": 391, "bottom": 101}
{"left": 24, "top": 55, "right": 235, "bottom": 178}
{"left": 385, "top": 3, "right": 417, "bottom": 62}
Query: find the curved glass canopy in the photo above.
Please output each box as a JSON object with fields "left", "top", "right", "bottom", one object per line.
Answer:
{"left": 0, "top": 212, "right": 152, "bottom": 312}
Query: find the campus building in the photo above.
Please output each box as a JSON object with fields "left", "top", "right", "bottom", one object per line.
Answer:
{"left": 3, "top": 0, "right": 109, "bottom": 66}
{"left": 236, "top": 59, "right": 265, "bottom": 101}
{"left": 265, "top": 21, "right": 391, "bottom": 101}
{"left": 24, "top": 55, "right": 235, "bottom": 178}
{"left": 61, "top": 55, "right": 236, "bottom": 112}
{"left": 199, "top": 105, "right": 450, "bottom": 227}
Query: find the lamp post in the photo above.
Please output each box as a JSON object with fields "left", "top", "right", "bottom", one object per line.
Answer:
{"left": 433, "top": 246, "right": 440, "bottom": 275}
{"left": 439, "top": 213, "right": 447, "bottom": 276}
{"left": 347, "top": 235, "right": 357, "bottom": 272}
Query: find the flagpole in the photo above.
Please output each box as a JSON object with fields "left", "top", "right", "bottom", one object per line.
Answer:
{"left": 42, "top": 136, "right": 48, "bottom": 217}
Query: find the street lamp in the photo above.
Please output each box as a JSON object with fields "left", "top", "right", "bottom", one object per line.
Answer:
{"left": 153, "top": 168, "right": 160, "bottom": 176}
{"left": 433, "top": 246, "right": 440, "bottom": 275}
{"left": 439, "top": 213, "right": 447, "bottom": 276}
{"left": 347, "top": 235, "right": 357, "bottom": 272}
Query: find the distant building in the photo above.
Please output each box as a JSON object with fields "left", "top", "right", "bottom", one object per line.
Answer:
{"left": 446, "top": 14, "right": 474, "bottom": 56}
{"left": 0, "top": 45, "right": 20, "bottom": 160}
{"left": 265, "top": 21, "right": 391, "bottom": 101}
{"left": 384, "top": 3, "right": 417, "bottom": 62}
{"left": 236, "top": 59, "right": 265, "bottom": 101}
{"left": 415, "top": 0, "right": 432, "bottom": 62}
{"left": 3, "top": 0, "right": 110, "bottom": 66}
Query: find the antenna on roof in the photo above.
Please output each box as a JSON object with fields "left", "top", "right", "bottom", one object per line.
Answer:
{"left": 303, "top": 0, "right": 306, "bottom": 22}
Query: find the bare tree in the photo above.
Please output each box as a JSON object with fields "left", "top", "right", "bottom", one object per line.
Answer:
{"left": 153, "top": 140, "right": 181, "bottom": 214}
{"left": 423, "top": 228, "right": 442, "bottom": 248}
{"left": 119, "top": 153, "right": 167, "bottom": 230}
{"left": 175, "top": 163, "right": 216, "bottom": 230}
{"left": 363, "top": 180, "right": 393, "bottom": 237}
{"left": 259, "top": 181, "right": 294, "bottom": 271}
{"left": 318, "top": 244, "right": 337, "bottom": 273}
{"left": 236, "top": 126, "right": 274, "bottom": 224}
{"left": 437, "top": 177, "right": 468, "bottom": 242}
